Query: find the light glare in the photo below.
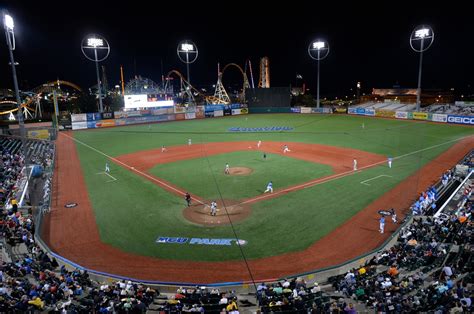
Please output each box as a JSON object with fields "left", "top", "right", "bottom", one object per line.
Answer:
{"left": 4, "top": 14, "right": 14, "bottom": 30}
{"left": 415, "top": 28, "right": 430, "bottom": 38}
{"left": 87, "top": 38, "right": 103, "bottom": 47}
{"left": 181, "top": 43, "right": 194, "bottom": 51}
{"left": 313, "top": 41, "right": 325, "bottom": 49}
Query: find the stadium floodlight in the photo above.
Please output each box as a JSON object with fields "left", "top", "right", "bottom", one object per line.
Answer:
{"left": 177, "top": 40, "right": 198, "bottom": 84}
{"left": 4, "top": 14, "right": 13, "bottom": 30}
{"left": 308, "top": 39, "right": 330, "bottom": 108}
{"left": 410, "top": 25, "right": 434, "bottom": 111}
{"left": 2, "top": 10, "right": 27, "bottom": 171}
{"left": 81, "top": 34, "right": 110, "bottom": 112}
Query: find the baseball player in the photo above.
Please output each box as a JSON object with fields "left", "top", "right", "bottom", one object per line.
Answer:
{"left": 362, "top": 123, "right": 365, "bottom": 129}
{"left": 210, "top": 201, "right": 217, "bottom": 216}
{"left": 161, "top": 145, "right": 167, "bottom": 153}
{"left": 263, "top": 152, "right": 267, "bottom": 160}
{"left": 388, "top": 156, "right": 393, "bottom": 169}
{"left": 283, "top": 145, "right": 290, "bottom": 153}
{"left": 225, "top": 163, "right": 230, "bottom": 174}
{"left": 264, "top": 181, "right": 273, "bottom": 193}
{"left": 105, "top": 162, "right": 110, "bottom": 173}
{"left": 379, "top": 216, "right": 385, "bottom": 234}
{"left": 185, "top": 192, "right": 191, "bottom": 207}
{"left": 188, "top": 138, "right": 192, "bottom": 146}
{"left": 353, "top": 158, "right": 358, "bottom": 171}
{"left": 257, "top": 140, "right": 262, "bottom": 148}
{"left": 391, "top": 208, "right": 397, "bottom": 223}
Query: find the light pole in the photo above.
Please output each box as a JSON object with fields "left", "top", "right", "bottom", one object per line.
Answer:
{"left": 3, "top": 11, "right": 27, "bottom": 163}
{"left": 410, "top": 25, "right": 434, "bottom": 111}
{"left": 308, "top": 39, "right": 330, "bottom": 108}
{"left": 177, "top": 40, "right": 198, "bottom": 84}
{"left": 81, "top": 34, "right": 110, "bottom": 112}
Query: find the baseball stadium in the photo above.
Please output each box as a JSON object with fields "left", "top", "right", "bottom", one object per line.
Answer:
{"left": 1, "top": 5, "right": 474, "bottom": 313}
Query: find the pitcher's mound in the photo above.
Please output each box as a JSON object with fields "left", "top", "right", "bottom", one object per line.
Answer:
{"left": 183, "top": 200, "right": 251, "bottom": 226}
{"left": 228, "top": 167, "right": 253, "bottom": 175}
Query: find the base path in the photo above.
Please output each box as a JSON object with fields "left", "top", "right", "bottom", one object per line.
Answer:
{"left": 42, "top": 133, "right": 473, "bottom": 283}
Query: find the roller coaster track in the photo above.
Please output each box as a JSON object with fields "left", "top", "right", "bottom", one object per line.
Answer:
{"left": 165, "top": 70, "right": 224, "bottom": 104}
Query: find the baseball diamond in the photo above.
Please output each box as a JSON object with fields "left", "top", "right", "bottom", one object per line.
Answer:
{"left": 41, "top": 114, "right": 474, "bottom": 283}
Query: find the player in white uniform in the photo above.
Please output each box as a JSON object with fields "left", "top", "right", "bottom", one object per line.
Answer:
{"left": 283, "top": 145, "right": 290, "bottom": 153}
{"left": 353, "top": 159, "right": 358, "bottom": 171}
{"left": 188, "top": 138, "right": 192, "bottom": 146}
{"left": 210, "top": 201, "right": 217, "bottom": 216}
{"left": 161, "top": 145, "right": 167, "bottom": 153}
{"left": 105, "top": 162, "right": 110, "bottom": 173}
{"left": 264, "top": 181, "right": 273, "bottom": 193}
{"left": 225, "top": 163, "right": 230, "bottom": 174}
{"left": 388, "top": 157, "right": 393, "bottom": 169}
{"left": 257, "top": 140, "right": 262, "bottom": 148}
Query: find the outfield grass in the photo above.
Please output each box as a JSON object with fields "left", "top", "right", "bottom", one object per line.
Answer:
{"left": 72, "top": 114, "right": 473, "bottom": 261}
{"left": 149, "top": 151, "right": 333, "bottom": 200}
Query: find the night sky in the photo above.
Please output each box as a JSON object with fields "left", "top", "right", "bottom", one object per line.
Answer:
{"left": 1, "top": 1, "right": 473, "bottom": 97}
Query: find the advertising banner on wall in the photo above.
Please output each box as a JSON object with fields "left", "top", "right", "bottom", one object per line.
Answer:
{"left": 71, "top": 113, "right": 87, "bottom": 122}
{"left": 86, "top": 113, "right": 101, "bottom": 121}
{"left": 375, "top": 109, "right": 395, "bottom": 118}
{"left": 224, "top": 108, "right": 232, "bottom": 116}
{"left": 115, "top": 119, "right": 126, "bottom": 126}
{"left": 364, "top": 108, "right": 375, "bottom": 116}
{"left": 205, "top": 111, "right": 214, "bottom": 118}
{"left": 240, "top": 108, "right": 249, "bottom": 114}
{"left": 214, "top": 110, "right": 224, "bottom": 117}
{"left": 185, "top": 112, "right": 196, "bottom": 120}
{"left": 87, "top": 121, "right": 99, "bottom": 128}
{"left": 431, "top": 114, "right": 448, "bottom": 123}
{"left": 27, "top": 129, "right": 50, "bottom": 140}
{"left": 196, "top": 106, "right": 205, "bottom": 118}
{"left": 447, "top": 115, "right": 474, "bottom": 125}
{"left": 174, "top": 106, "right": 186, "bottom": 113}
{"left": 333, "top": 107, "right": 347, "bottom": 114}
{"left": 232, "top": 109, "right": 242, "bottom": 115}
{"left": 96, "top": 119, "right": 116, "bottom": 128}
{"left": 395, "top": 111, "right": 408, "bottom": 119}
{"left": 205, "top": 104, "right": 225, "bottom": 112}
{"left": 124, "top": 94, "right": 174, "bottom": 109}
{"left": 301, "top": 107, "right": 312, "bottom": 114}
{"left": 412, "top": 112, "right": 428, "bottom": 120}
{"left": 72, "top": 121, "right": 88, "bottom": 130}
{"left": 101, "top": 112, "right": 114, "bottom": 119}
{"left": 151, "top": 108, "right": 168, "bottom": 116}
{"left": 175, "top": 113, "right": 185, "bottom": 120}
{"left": 348, "top": 108, "right": 357, "bottom": 114}
{"left": 290, "top": 107, "right": 301, "bottom": 113}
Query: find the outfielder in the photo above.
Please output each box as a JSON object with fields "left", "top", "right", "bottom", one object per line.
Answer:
{"left": 105, "top": 162, "right": 110, "bottom": 173}
{"left": 225, "top": 163, "right": 230, "bottom": 174}
{"left": 353, "top": 158, "right": 358, "bottom": 171}
{"left": 264, "top": 181, "right": 273, "bottom": 193}
{"left": 210, "top": 201, "right": 217, "bottom": 216}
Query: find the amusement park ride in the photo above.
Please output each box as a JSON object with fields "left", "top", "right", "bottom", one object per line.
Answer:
{"left": 0, "top": 57, "right": 270, "bottom": 119}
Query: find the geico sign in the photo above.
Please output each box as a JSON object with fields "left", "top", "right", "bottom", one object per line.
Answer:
{"left": 447, "top": 116, "right": 474, "bottom": 125}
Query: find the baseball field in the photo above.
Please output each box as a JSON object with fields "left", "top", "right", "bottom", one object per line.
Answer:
{"left": 42, "top": 114, "right": 473, "bottom": 283}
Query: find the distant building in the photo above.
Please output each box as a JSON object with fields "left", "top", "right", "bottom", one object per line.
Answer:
{"left": 360, "top": 88, "right": 454, "bottom": 105}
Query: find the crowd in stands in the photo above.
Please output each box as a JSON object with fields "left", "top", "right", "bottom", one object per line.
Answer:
{"left": 328, "top": 153, "right": 473, "bottom": 313}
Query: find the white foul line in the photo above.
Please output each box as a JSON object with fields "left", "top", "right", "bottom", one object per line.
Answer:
{"left": 360, "top": 175, "right": 392, "bottom": 186}
{"left": 61, "top": 132, "right": 204, "bottom": 204}
{"left": 96, "top": 171, "right": 117, "bottom": 182}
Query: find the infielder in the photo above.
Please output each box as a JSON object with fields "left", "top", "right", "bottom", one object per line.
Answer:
{"left": 388, "top": 156, "right": 393, "bottom": 169}
{"left": 353, "top": 158, "right": 358, "bottom": 171}
{"left": 391, "top": 208, "right": 397, "bottom": 223}
{"left": 257, "top": 140, "right": 262, "bottom": 148}
{"left": 379, "top": 216, "right": 385, "bottom": 234}
{"left": 283, "top": 145, "right": 291, "bottom": 153}
{"left": 161, "top": 145, "right": 167, "bottom": 153}
{"left": 210, "top": 201, "right": 217, "bottom": 216}
{"left": 225, "top": 163, "right": 230, "bottom": 174}
{"left": 264, "top": 181, "right": 273, "bottom": 193}
{"left": 105, "top": 162, "right": 110, "bottom": 173}
{"left": 188, "top": 138, "right": 192, "bottom": 146}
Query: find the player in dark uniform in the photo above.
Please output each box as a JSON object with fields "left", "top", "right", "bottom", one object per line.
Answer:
{"left": 185, "top": 192, "right": 191, "bottom": 207}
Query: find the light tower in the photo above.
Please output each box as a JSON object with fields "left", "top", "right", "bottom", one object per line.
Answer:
{"left": 410, "top": 25, "right": 434, "bottom": 111}
{"left": 308, "top": 39, "right": 330, "bottom": 108}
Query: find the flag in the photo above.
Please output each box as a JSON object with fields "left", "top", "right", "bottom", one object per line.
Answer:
{"left": 296, "top": 74, "right": 303, "bottom": 79}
